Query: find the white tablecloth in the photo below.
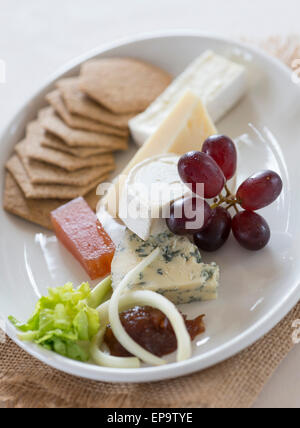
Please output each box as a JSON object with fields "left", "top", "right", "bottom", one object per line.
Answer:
{"left": 0, "top": 0, "right": 299, "bottom": 408}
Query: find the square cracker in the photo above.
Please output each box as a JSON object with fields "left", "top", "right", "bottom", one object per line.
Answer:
{"left": 57, "top": 77, "right": 135, "bottom": 128}
{"left": 6, "top": 155, "right": 110, "bottom": 200}
{"left": 18, "top": 154, "right": 115, "bottom": 186}
{"left": 79, "top": 58, "right": 172, "bottom": 114}
{"left": 3, "top": 172, "right": 100, "bottom": 230}
{"left": 39, "top": 107, "right": 128, "bottom": 148}
{"left": 19, "top": 121, "right": 115, "bottom": 171}
{"left": 46, "top": 90, "right": 128, "bottom": 138}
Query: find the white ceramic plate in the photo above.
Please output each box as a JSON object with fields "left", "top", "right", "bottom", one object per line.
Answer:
{"left": 1, "top": 31, "right": 300, "bottom": 383}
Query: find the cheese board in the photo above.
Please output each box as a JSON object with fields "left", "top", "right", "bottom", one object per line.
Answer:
{"left": 1, "top": 32, "right": 299, "bottom": 383}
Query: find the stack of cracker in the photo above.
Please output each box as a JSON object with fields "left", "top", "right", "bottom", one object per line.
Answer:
{"left": 3, "top": 57, "right": 172, "bottom": 230}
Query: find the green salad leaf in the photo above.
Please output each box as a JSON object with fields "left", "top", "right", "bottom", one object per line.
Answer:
{"left": 9, "top": 279, "right": 112, "bottom": 362}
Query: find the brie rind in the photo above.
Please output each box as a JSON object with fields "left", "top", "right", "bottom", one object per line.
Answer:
{"left": 103, "top": 91, "right": 217, "bottom": 218}
{"left": 129, "top": 50, "right": 246, "bottom": 146}
{"left": 119, "top": 154, "right": 192, "bottom": 240}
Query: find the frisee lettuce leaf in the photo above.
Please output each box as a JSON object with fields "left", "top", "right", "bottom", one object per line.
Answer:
{"left": 8, "top": 282, "right": 104, "bottom": 362}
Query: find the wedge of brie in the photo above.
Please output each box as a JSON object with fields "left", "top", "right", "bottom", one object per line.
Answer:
{"left": 129, "top": 50, "right": 247, "bottom": 146}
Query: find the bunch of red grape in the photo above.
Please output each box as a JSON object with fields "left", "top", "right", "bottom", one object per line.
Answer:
{"left": 166, "top": 135, "right": 283, "bottom": 252}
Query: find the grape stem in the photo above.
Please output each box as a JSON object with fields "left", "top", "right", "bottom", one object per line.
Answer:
{"left": 225, "top": 184, "right": 231, "bottom": 198}
{"left": 210, "top": 186, "right": 240, "bottom": 214}
{"left": 226, "top": 202, "right": 240, "bottom": 214}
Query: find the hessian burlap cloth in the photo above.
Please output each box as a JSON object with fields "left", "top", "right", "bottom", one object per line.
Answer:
{"left": 0, "top": 36, "right": 299, "bottom": 408}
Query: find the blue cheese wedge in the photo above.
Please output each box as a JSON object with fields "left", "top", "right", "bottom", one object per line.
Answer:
{"left": 129, "top": 50, "right": 246, "bottom": 146}
{"left": 111, "top": 227, "right": 219, "bottom": 305}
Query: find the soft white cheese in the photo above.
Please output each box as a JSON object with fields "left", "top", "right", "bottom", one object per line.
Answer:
{"left": 103, "top": 91, "right": 216, "bottom": 218}
{"left": 111, "top": 226, "right": 220, "bottom": 305}
{"left": 119, "top": 154, "right": 191, "bottom": 241}
{"left": 129, "top": 50, "right": 247, "bottom": 146}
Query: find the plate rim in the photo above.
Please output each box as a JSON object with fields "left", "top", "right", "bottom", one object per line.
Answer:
{"left": 2, "top": 30, "right": 300, "bottom": 383}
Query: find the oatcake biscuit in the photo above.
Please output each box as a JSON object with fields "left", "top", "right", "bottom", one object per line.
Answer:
{"left": 19, "top": 155, "right": 114, "bottom": 186}
{"left": 20, "top": 122, "right": 115, "bottom": 171}
{"left": 79, "top": 58, "right": 172, "bottom": 114}
{"left": 39, "top": 123, "right": 127, "bottom": 157}
{"left": 3, "top": 172, "right": 99, "bottom": 230}
{"left": 46, "top": 90, "right": 128, "bottom": 138}
{"left": 41, "top": 133, "right": 116, "bottom": 158}
{"left": 39, "top": 107, "right": 128, "bottom": 148}
{"left": 16, "top": 137, "right": 115, "bottom": 172}
{"left": 6, "top": 155, "right": 111, "bottom": 200}
{"left": 57, "top": 78, "right": 134, "bottom": 128}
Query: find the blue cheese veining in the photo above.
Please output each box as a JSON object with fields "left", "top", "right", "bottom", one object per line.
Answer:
{"left": 111, "top": 227, "right": 220, "bottom": 304}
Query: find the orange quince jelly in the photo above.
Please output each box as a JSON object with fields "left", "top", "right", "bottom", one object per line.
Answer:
{"left": 51, "top": 197, "right": 115, "bottom": 280}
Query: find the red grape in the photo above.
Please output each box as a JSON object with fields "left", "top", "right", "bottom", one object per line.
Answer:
{"left": 178, "top": 151, "right": 225, "bottom": 199}
{"left": 232, "top": 211, "right": 270, "bottom": 251}
{"left": 236, "top": 170, "right": 283, "bottom": 211}
{"left": 202, "top": 135, "right": 237, "bottom": 180}
{"left": 166, "top": 197, "right": 212, "bottom": 235}
{"left": 194, "top": 207, "right": 232, "bottom": 252}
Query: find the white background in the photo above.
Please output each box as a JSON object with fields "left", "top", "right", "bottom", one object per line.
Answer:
{"left": 0, "top": 0, "right": 299, "bottom": 408}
